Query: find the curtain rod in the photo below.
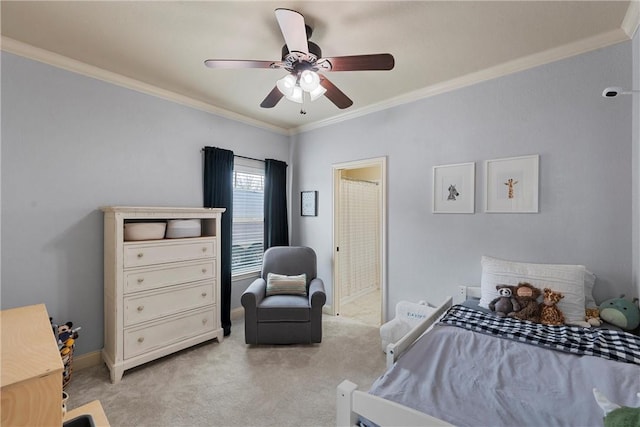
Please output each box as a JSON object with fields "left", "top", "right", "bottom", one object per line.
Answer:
{"left": 341, "top": 177, "right": 380, "bottom": 185}
{"left": 235, "top": 154, "right": 264, "bottom": 163}
{"left": 201, "top": 148, "right": 264, "bottom": 163}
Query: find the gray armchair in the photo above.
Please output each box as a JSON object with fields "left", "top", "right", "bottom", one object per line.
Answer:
{"left": 241, "top": 246, "right": 326, "bottom": 345}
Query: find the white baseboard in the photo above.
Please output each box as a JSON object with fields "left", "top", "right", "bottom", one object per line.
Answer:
{"left": 73, "top": 350, "right": 102, "bottom": 371}
{"left": 231, "top": 307, "right": 244, "bottom": 321}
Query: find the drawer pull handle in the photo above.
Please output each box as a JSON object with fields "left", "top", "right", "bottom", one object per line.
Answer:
{"left": 138, "top": 337, "right": 144, "bottom": 343}
{"left": 137, "top": 278, "right": 144, "bottom": 283}
{"left": 202, "top": 318, "right": 208, "bottom": 325}
{"left": 201, "top": 292, "right": 207, "bottom": 297}
{"left": 137, "top": 305, "right": 144, "bottom": 312}
{"left": 202, "top": 268, "right": 207, "bottom": 273}
{"left": 202, "top": 247, "right": 207, "bottom": 252}
{"left": 137, "top": 253, "right": 144, "bottom": 258}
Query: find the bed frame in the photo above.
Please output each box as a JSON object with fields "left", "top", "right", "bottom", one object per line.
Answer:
{"left": 336, "top": 286, "right": 481, "bottom": 427}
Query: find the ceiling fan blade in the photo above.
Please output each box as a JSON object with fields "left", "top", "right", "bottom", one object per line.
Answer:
{"left": 317, "top": 54, "right": 395, "bottom": 72}
{"left": 204, "top": 59, "right": 283, "bottom": 69}
{"left": 260, "top": 86, "right": 284, "bottom": 108}
{"left": 275, "top": 8, "right": 309, "bottom": 55}
{"left": 319, "top": 75, "right": 353, "bottom": 109}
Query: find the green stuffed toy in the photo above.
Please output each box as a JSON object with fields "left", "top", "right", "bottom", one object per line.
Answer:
{"left": 599, "top": 295, "right": 640, "bottom": 331}
{"left": 593, "top": 389, "right": 640, "bottom": 427}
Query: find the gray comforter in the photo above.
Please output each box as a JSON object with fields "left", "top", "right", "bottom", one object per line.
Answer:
{"left": 366, "top": 315, "right": 640, "bottom": 426}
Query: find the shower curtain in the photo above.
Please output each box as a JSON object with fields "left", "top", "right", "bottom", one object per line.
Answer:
{"left": 338, "top": 177, "right": 381, "bottom": 303}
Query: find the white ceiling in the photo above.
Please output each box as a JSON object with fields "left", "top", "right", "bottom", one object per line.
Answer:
{"left": 2, "top": 1, "right": 638, "bottom": 134}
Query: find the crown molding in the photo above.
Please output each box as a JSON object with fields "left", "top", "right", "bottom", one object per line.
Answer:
{"left": 0, "top": 36, "right": 290, "bottom": 136}
{"left": 1, "top": 22, "right": 632, "bottom": 139}
{"left": 622, "top": 0, "right": 640, "bottom": 38}
{"left": 292, "top": 27, "right": 630, "bottom": 134}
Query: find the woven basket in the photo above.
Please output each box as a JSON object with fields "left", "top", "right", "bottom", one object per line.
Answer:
{"left": 61, "top": 344, "right": 74, "bottom": 389}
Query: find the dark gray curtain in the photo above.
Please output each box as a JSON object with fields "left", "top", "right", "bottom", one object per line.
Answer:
{"left": 264, "top": 159, "right": 289, "bottom": 249}
{"left": 203, "top": 147, "right": 234, "bottom": 336}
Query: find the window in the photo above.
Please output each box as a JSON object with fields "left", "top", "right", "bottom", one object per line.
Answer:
{"left": 232, "top": 159, "right": 264, "bottom": 276}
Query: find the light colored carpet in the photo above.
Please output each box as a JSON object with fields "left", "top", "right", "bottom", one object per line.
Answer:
{"left": 66, "top": 315, "right": 386, "bottom": 427}
{"left": 339, "top": 289, "right": 382, "bottom": 327}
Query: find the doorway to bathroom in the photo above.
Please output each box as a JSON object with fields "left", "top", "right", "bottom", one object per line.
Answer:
{"left": 332, "top": 157, "right": 387, "bottom": 326}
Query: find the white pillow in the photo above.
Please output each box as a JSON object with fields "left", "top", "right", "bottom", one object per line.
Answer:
{"left": 479, "top": 256, "right": 586, "bottom": 325}
{"left": 584, "top": 269, "right": 597, "bottom": 308}
{"left": 266, "top": 273, "right": 307, "bottom": 296}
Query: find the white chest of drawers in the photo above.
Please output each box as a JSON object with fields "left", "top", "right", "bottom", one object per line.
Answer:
{"left": 102, "top": 206, "right": 225, "bottom": 383}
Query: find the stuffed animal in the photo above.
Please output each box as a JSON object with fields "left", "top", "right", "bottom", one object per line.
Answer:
{"left": 51, "top": 319, "right": 81, "bottom": 389}
{"left": 585, "top": 307, "right": 602, "bottom": 327}
{"left": 50, "top": 319, "right": 80, "bottom": 349}
{"left": 593, "top": 388, "right": 640, "bottom": 427}
{"left": 57, "top": 322, "right": 75, "bottom": 343}
{"left": 488, "top": 285, "right": 520, "bottom": 317}
{"left": 508, "top": 282, "right": 542, "bottom": 323}
{"left": 599, "top": 295, "right": 640, "bottom": 331}
{"left": 540, "top": 288, "right": 565, "bottom": 326}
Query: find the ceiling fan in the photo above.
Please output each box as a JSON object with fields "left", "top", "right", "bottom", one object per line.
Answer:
{"left": 204, "top": 8, "right": 395, "bottom": 114}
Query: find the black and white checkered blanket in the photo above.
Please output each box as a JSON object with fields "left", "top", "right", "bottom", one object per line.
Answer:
{"left": 439, "top": 304, "right": 640, "bottom": 365}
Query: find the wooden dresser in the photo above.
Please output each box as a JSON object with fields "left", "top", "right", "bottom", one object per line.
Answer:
{"left": 1, "top": 304, "right": 63, "bottom": 427}
{"left": 102, "top": 206, "right": 225, "bottom": 383}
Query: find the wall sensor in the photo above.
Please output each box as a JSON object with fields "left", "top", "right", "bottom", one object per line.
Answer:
{"left": 602, "top": 87, "right": 640, "bottom": 98}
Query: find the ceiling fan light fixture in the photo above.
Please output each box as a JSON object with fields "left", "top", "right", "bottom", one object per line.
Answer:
{"left": 276, "top": 74, "right": 297, "bottom": 97}
{"left": 206, "top": 9, "right": 392, "bottom": 110}
{"left": 285, "top": 86, "right": 304, "bottom": 103}
{"left": 299, "top": 70, "right": 320, "bottom": 92}
{"left": 309, "top": 85, "right": 327, "bottom": 101}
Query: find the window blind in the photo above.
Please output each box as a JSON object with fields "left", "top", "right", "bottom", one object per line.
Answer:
{"left": 232, "top": 160, "right": 264, "bottom": 276}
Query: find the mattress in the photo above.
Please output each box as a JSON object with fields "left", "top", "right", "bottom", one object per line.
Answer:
{"left": 364, "top": 305, "right": 640, "bottom": 427}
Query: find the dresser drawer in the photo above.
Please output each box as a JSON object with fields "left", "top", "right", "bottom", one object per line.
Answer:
{"left": 124, "top": 260, "right": 215, "bottom": 294}
{"left": 123, "top": 281, "right": 215, "bottom": 327}
{"left": 124, "top": 308, "right": 216, "bottom": 359}
{"left": 124, "top": 239, "right": 216, "bottom": 268}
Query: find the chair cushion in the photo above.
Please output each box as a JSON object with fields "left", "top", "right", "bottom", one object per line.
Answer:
{"left": 266, "top": 273, "right": 307, "bottom": 296}
{"left": 262, "top": 247, "right": 317, "bottom": 283}
{"left": 257, "top": 295, "right": 310, "bottom": 322}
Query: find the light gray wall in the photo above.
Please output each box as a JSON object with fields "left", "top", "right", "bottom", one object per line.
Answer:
{"left": 291, "top": 41, "right": 635, "bottom": 318}
{"left": 633, "top": 28, "right": 639, "bottom": 298}
{"left": 1, "top": 52, "right": 289, "bottom": 355}
{"left": 2, "top": 37, "right": 636, "bottom": 356}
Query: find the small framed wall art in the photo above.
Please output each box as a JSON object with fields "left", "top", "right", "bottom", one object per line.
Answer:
{"left": 485, "top": 154, "right": 539, "bottom": 213}
{"left": 301, "top": 191, "right": 318, "bottom": 216}
{"left": 432, "top": 162, "right": 475, "bottom": 213}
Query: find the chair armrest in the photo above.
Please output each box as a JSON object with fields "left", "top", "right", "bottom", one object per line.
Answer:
{"left": 308, "top": 278, "right": 326, "bottom": 308}
{"left": 241, "top": 278, "right": 267, "bottom": 310}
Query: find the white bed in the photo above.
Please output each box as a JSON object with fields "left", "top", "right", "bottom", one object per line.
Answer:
{"left": 335, "top": 287, "right": 464, "bottom": 427}
{"left": 336, "top": 285, "right": 640, "bottom": 427}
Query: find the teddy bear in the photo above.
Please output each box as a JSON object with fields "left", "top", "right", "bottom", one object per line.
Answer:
{"left": 488, "top": 285, "right": 520, "bottom": 317}
{"left": 540, "top": 288, "right": 565, "bottom": 326}
{"left": 585, "top": 307, "right": 602, "bottom": 327}
{"left": 507, "top": 282, "right": 542, "bottom": 323}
